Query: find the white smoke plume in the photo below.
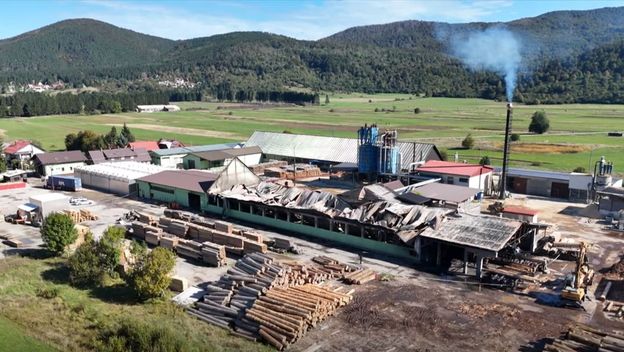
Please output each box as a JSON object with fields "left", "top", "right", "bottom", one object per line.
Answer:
{"left": 450, "top": 27, "right": 521, "bottom": 102}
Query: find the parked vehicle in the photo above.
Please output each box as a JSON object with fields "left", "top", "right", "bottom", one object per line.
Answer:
{"left": 45, "top": 175, "right": 82, "bottom": 192}
{"left": 69, "top": 197, "right": 94, "bottom": 206}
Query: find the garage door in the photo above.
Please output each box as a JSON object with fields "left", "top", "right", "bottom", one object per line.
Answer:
{"left": 551, "top": 182, "right": 569, "bottom": 199}
{"left": 510, "top": 177, "right": 528, "bottom": 194}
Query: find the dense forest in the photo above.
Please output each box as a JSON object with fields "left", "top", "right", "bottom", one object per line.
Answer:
{"left": 0, "top": 7, "right": 623, "bottom": 104}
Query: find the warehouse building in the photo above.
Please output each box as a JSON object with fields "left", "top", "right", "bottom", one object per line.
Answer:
{"left": 183, "top": 146, "right": 262, "bottom": 170}
{"left": 32, "top": 151, "right": 87, "bottom": 176}
{"left": 245, "top": 131, "right": 441, "bottom": 170}
{"left": 503, "top": 168, "right": 593, "bottom": 202}
{"left": 74, "top": 161, "right": 167, "bottom": 195}
{"left": 150, "top": 143, "right": 241, "bottom": 168}
{"left": 413, "top": 160, "right": 493, "bottom": 192}
{"left": 136, "top": 104, "right": 181, "bottom": 113}
{"left": 597, "top": 187, "right": 624, "bottom": 215}
{"left": 136, "top": 158, "right": 260, "bottom": 210}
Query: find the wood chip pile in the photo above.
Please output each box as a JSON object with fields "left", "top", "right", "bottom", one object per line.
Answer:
{"left": 63, "top": 209, "right": 98, "bottom": 223}
{"left": 541, "top": 325, "right": 624, "bottom": 352}
{"left": 187, "top": 253, "right": 354, "bottom": 350}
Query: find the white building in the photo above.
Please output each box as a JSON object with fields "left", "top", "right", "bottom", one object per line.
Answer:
{"left": 74, "top": 161, "right": 167, "bottom": 195}
{"left": 136, "top": 105, "right": 181, "bottom": 113}
{"left": 32, "top": 151, "right": 87, "bottom": 176}
{"left": 414, "top": 160, "right": 493, "bottom": 192}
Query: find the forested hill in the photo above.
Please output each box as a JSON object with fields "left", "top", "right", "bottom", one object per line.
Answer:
{"left": 0, "top": 7, "right": 623, "bottom": 104}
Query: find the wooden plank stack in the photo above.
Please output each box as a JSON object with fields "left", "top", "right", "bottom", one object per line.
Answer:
{"left": 131, "top": 222, "right": 161, "bottom": 240}
{"left": 202, "top": 242, "right": 228, "bottom": 267}
{"left": 186, "top": 253, "right": 354, "bottom": 350}
{"left": 63, "top": 209, "right": 99, "bottom": 223}
{"left": 541, "top": 324, "right": 624, "bottom": 352}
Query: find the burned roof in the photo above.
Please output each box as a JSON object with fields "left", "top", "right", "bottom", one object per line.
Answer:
{"left": 191, "top": 146, "right": 262, "bottom": 162}
{"left": 382, "top": 180, "right": 405, "bottom": 191}
{"left": 136, "top": 170, "right": 218, "bottom": 193}
{"left": 410, "top": 183, "right": 480, "bottom": 203}
{"left": 419, "top": 214, "right": 522, "bottom": 252}
{"left": 33, "top": 150, "right": 86, "bottom": 165}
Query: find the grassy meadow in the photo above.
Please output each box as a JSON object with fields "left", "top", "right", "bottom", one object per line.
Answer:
{"left": 0, "top": 94, "right": 622, "bottom": 173}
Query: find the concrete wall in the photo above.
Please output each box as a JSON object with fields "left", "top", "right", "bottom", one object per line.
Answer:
{"left": 44, "top": 162, "right": 85, "bottom": 176}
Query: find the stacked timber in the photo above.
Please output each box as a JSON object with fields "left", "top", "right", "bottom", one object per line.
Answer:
{"left": 159, "top": 217, "right": 189, "bottom": 236}
{"left": 63, "top": 209, "right": 98, "bottom": 223}
{"left": 343, "top": 269, "right": 376, "bottom": 285}
{"left": 130, "top": 222, "right": 161, "bottom": 240}
{"left": 202, "top": 242, "right": 227, "bottom": 267}
{"left": 243, "top": 239, "right": 268, "bottom": 254}
{"left": 312, "top": 256, "right": 356, "bottom": 276}
{"left": 274, "top": 238, "right": 294, "bottom": 251}
{"left": 542, "top": 325, "right": 624, "bottom": 352}
{"left": 136, "top": 212, "right": 157, "bottom": 226}
{"left": 241, "top": 231, "right": 263, "bottom": 243}
{"left": 145, "top": 230, "right": 162, "bottom": 246}
{"left": 160, "top": 234, "right": 179, "bottom": 250}
{"left": 215, "top": 220, "right": 233, "bottom": 234}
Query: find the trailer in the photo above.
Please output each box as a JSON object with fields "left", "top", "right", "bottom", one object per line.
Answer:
{"left": 45, "top": 175, "right": 82, "bottom": 192}
{"left": 28, "top": 193, "right": 70, "bottom": 221}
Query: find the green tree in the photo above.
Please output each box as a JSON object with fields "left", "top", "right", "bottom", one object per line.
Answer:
{"left": 0, "top": 157, "right": 6, "bottom": 173}
{"left": 529, "top": 111, "right": 550, "bottom": 134}
{"left": 68, "top": 233, "right": 102, "bottom": 286}
{"left": 479, "top": 156, "right": 491, "bottom": 165}
{"left": 120, "top": 123, "right": 135, "bottom": 144}
{"left": 414, "top": 107, "right": 421, "bottom": 114}
{"left": 325, "top": 94, "right": 330, "bottom": 104}
{"left": 64, "top": 133, "right": 78, "bottom": 150}
{"left": 510, "top": 133, "right": 520, "bottom": 142}
{"left": 573, "top": 166, "right": 587, "bottom": 173}
{"left": 98, "top": 226, "right": 126, "bottom": 276}
{"left": 130, "top": 247, "right": 176, "bottom": 300}
{"left": 41, "top": 213, "right": 77, "bottom": 255}
{"left": 461, "top": 134, "right": 475, "bottom": 149}
{"left": 104, "top": 126, "right": 118, "bottom": 148}
{"left": 111, "top": 101, "right": 122, "bottom": 114}
{"left": 438, "top": 149, "right": 448, "bottom": 161}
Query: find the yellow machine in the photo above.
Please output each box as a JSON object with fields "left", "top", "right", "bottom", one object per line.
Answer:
{"left": 560, "top": 242, "right": 594, "bottom": 303}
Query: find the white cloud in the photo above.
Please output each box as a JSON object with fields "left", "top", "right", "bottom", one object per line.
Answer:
{"left": 77, "top": 0, "right": 514, "bottom": 40}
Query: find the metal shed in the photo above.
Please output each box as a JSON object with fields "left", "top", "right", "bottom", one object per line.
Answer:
{"left": 74, "top": 161, "right": 167, "bottom": 195}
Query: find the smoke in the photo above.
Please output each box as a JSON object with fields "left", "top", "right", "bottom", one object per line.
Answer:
{"left": 449, "top": 27, "right": 521, "bottom": 102}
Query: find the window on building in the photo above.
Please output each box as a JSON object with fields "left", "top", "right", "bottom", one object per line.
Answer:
{"left": 61, "top": 167, "right": 65, "bottom": 172}
{"left": 447, "top": 176, "right": 454, "bottom": 184}
{"left": 459, "top": 177, "right": 469, "bottom": 183}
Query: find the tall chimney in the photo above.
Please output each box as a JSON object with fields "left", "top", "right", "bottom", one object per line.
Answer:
{"left": 499, "top": 102, "right": 513, "bottom": 199}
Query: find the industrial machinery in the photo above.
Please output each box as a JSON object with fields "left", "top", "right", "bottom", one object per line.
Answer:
{"left": 560, "top": 242, "right": 594, "bottom": 305}
{"left": 357, "top": 124, "right": 401, "bottom": 180}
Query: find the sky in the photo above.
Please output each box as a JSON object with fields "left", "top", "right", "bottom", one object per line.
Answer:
{"left": 2, "top": 0, "right": 623, "bottom": 41}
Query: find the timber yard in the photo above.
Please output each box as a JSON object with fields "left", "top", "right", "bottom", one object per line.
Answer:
{"left": 2, "top": 100, "right": 624, "bottom": 352}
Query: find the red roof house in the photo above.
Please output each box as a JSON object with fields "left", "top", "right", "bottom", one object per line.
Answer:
{"left": 129, "top": 141, "right": 160, "bottom": 152}
{"left": 2, "top": 140, "right": 45, "bottom": 161}
{"left": 414, "top": 160, "right": 493, "bottom": 191}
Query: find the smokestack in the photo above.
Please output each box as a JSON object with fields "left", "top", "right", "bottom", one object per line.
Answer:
{"left": 499, "top": 102, "right": 513, "bottom": 199}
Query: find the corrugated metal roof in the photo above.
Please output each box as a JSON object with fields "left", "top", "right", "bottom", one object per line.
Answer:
{"left": 419, "top": 214, "right": 522, "bottom": 252}
{"left": 415, "top": 160, "right": 493, "bottom": 177}
{"left": 496, "top": 167, "right": 570, "bottom": 182}
{"left": 137, "top": 170, "right": 218, "bottom": 193}
{"left": 191, "top": 146, "right": 262, "bottom": 162}
{"left": 150, "top": 143, "right": 241, "bottom": 157}
{"left": 411, "top": 183, "right": 479, "bottom": 203}
{"left": 245, "top": 131, "right": 440, "bottom": 169}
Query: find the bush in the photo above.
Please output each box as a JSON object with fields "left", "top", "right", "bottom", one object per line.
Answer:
{"left": 479, "top": 156, "right": 491, "bottom": 165}
{"left": 41, "top": 213, "right": 78, "bottom": 255}
{"left": 461, "top": 134, "right": 475, "bottom": 149}
{"left": 414, "top": 107, "right": 421, "bottom": 114}
{"left": 374, "top": 107, "right": 379, "bottom": 112}
{"left": 130, "top": 247, "right": 176, "bottom": 300}
{"left": 573, "top": 166, "right": 587, "bottom": 173}
{"left": 36, "top": 286, "right": 59, "bottom": 299}
{"left": 99, "top": 226, "right": 126, "bottom": 276}
{"left": 510, "top": 133, "right": 520, "bottom": 142}
{"left": 68, "top": 233, "right": 103, "bottom": 286}
{"left": 94, "top": 319, "right": 192, "bottom": 352}
{"left": 529, "top": 111, "right": 550, "bottom": 134}
{"left": 439, "top": 149, "right": 448, "bottom": 161}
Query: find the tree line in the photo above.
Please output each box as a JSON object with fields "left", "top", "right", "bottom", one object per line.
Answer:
{"left": 65, "top": 124, "right": 136, "bottom": 152}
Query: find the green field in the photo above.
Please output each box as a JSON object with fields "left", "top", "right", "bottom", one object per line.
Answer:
{"left": 0, "top": 94, "right": 623, "bottom": 173}
{"left": 0, "top": 254, "right": 270, "bottom": 352}
{"left": 0, "top": 316, "right": 56, "bottom": 352}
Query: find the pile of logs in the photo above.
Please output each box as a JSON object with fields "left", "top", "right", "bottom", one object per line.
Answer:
{"left": 63, "top": 209, "right": 99, "bottom": 223}
{"left": 342, "top": 269, "right": 376, "bottom": 285}
{"left": 187, "top": 253, "right": 354, "bottom": 350}
{"left": 542, "top": 325, "right": 624, "bottom": 352}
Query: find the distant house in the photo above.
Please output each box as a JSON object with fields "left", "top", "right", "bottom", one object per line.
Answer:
{"left": 129, "top": 141, "right": 160, "bottom": 152}
{"left": 136, "top": 105, "right": 181, "bottom": 113}
{"left": 149, "top": 143, "right": 241, "bottom": 169}
{"left": 414, "top": 160, "right": 493, "bottom": 192}
{"left": 32, "top": 151, "right": 87, "bottom": 176}
{"left": 2, "top": 140, "right": 45, "bottom": 164}
{"left": 87, "top": 148, "right": 151, "bottom": 164}
{"left": 183, "top": 146, "right": 262, "bottom": 170}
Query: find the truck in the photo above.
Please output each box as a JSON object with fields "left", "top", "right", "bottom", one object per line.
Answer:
{"left": 45, "top": 175, "right": 82, "bottom": 192}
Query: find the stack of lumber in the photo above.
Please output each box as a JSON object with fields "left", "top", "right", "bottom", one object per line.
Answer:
{"left": 488, "top": 256, "right": 544, "bottom": 275}
{"left": 250, "top": 160, "right": 288, "bottom": 175}
{"left": 342, "top": 269, "right": 376, "bottom": 285}
{"left": 274, "top": 238, "right": 294, "bottom": 250}
{"left": 176, "top": 239, "right": 203, "bottom": 260}
{"left": 202, "top": 242, "right": 227, "bottom": 267}
{"left": 130, "top": 222, "right": 161, "bottom": 240}
{"left": 187, "top": 253, "right": 354, "bottom": 350}
{"left": 158, "top": 217, "right": 189, "bottom": 237}
{"left": 312, "top": 256, "right": 355, "bottom": 275}
{"left": 160, "top": 234, "right": 179, "bottom": 250}
{"left": 188, "top": 223, "right": 213, "bottom": 242}
{"left": 136, "top": 211, "right": 157, "bottom": 226}
{"left": 541, "top": 325, "right": 624, "bottom": 352}
{"left": 63, "top": 209, "right": 98, "bottom": 223}
{"left": 145, "top": 230, "right": 162, "bottom": 246}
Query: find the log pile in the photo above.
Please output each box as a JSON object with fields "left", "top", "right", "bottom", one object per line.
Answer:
{"left": 187, "top": 253, "right": 354, "bottom": 350}
{"left": 542, "top": 325, "right": 624, "bottom": 352}
{"left": 63, "top": 209, "right": 99, "bottom": 223}
{"left": 342, "top": 269, "right": 376, "bottom": 285}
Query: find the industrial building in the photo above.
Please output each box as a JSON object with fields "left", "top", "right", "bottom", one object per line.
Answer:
{"left": 413, "top": 160, "right": 493, "bottom": 192}
{"left": 32, "top": 151, "right": 87, "bottom": 176}
{"left": 136, "top": 158, "right": 260, "bottom": 210}
{"left": 597, "top": 187, "right": 624, "bottom": 215}
{"left": 74, "top": 161, "right": 167, "bottom": 195}
{"left": 136, "top": 104, "right": 181, "bottom": 113}
{"left": 150, "top": 143, "right": 241, "bottom": 168}
{"left": 398, "top": 182, "right": 481, "bottom": 213}
{"left": 87, "top": 148, "right": 151, "bottom": 164}
{"left": 183, "top": 146, "right": 262, "bottom": 170}
{"left": 503, "top": 168, "right": 594, "bottom": 202}
{"left": 245, "top": 131, "right": 441, "bottom": 171}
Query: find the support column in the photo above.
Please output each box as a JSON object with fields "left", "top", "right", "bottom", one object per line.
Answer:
{"left": 238, "top": 202, "right": 241, "bottom": 211}
{"left": 413, "top": 237, "right": 421, "bottom": 263}
{"left": 329, "top": 220, "right": 334, "bottom": 232}
{"left": 344, "top": 223, "right": 349, "bottom": 235}
{"left": 360, "top": 226, "right": 365, "bottom": 238}
{"left": 476, "top": 256, "right": 484, "bottom": 279}
{"left": 286, "top": 211, "right": 291, "bottom": 223}
{"left": 261, "top": 208, "right": 266, "bottom": 217}
{"left": 463, "top": 249, "right": 469, "bottom": 275}
{"left": 314, "top": 216, "right": 318, "bottom": 228}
